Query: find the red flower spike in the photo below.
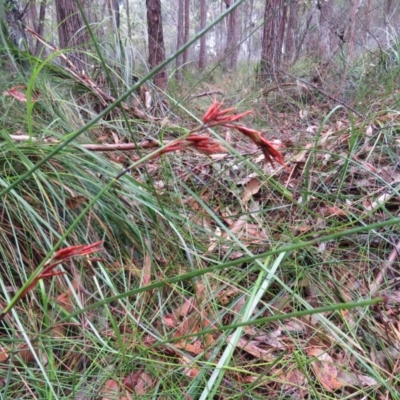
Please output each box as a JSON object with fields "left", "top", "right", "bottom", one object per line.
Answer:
{"left": 216, "top": 107, "right": 237, "bottom": 116}
{"left": 202, "top": 98, "right": 221, "bottom": 124}
{"left": 187, "top": 135, "right": 225, "bottom": 153}
{"left": 233, "top": 125, "right": 286, "bottom": 167}
{"left": 50, "top": 241, "right": 104, "bottom": 264}
{"left": 215, "top": 110, "right": 253, "bottom": 123}
{"left": 156, "top": 99, "right": 285, "bottom": 165}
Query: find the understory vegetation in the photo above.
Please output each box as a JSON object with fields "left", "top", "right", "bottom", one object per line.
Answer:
{"left": 2, "top": 31, "right": 400, "bottom": 400}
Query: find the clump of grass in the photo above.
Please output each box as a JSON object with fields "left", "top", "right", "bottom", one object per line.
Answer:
{"left": 1, "top": 14, "right": 400, "bottom": 400}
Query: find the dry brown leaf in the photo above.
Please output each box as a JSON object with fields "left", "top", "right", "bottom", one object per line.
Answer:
{"left": 242, "top": 177, "right": 261, "bottom": 203}
{"left": 336, "top": 370, "right": 377, "bottom": 388}
{"left": 109, "top": 154, "right": 126, "bottom": 164}
{"left": 163, "top": 314, "right": 175, "bottom": 328}
{"left": 0, "top": 340, "right": 50, "bottom": 366}
{"left": 227, "top": 215, "right": 247, "bottom": 235}
{"left": 174, "top": 297, "right": 195, "bottom": 319}
{"left": 65, "top": 195, "right": 86, "bottom": 210}
{"left": 56, "top": 281, "right": 80, "bottom": 313}
{"left": 218, "top": 288, "right": 241, "bottom": 305}
{"left": 234, "top": 337, "right": 275, "bottom": 361}
{"left": 377, "top": 166, "right": 400, "bottom": 183}
{"left": 101, "top": 379, "right": 121, "bottom": 400}
{"left": 307, "top": 348, "right": 343, "bottom": 391}
{"left": 3, "top": 85, "right": 39, "bottom": 102}
{"left": 365, "top": 124, "right": 374, "bottom": 136}
{"left": 52, "top": 324, "right": 66, "bottom": 339}
{"left": 322, "top": 206, "right": 348, "bottom": 218}
{"left": 281, "top": 369, "right": 308, "bottom": 396}
{"left": 207, "top": 227, "right": 221, "bottom": 252}
{"left": 243, "top": 326, "right": 284, "bottom": 349}
{"left": 124, "top": 372, "right": 152, "bottom": 395}
{"left": 174, "top": 340, "right": 203, "bottom": 355}
{"left": 282, "top": 319, "right": 307, "bottom": 333}
{"left": 363, "top": 192, "right": 391, "bottom": 211}
{"left": 56, "top": 292, "right": 75, "bottom": 314}
{"left": 181, "top": 355, "right": 200, "bottom": 378}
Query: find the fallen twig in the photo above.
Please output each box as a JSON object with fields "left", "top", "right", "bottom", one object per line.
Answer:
{"left": 6, "top": 135, "right": 188, "bottom": 152}
{"left": 190, "top": 90, "right": 224, "bottom": 99}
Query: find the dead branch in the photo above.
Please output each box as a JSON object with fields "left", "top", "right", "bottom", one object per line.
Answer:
{"left": 7, "top": 135, "right": 161, "bottom": 151}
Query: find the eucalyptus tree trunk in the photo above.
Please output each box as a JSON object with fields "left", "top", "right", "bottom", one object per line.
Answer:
{"left": 260, "top": 0, "right": 284, "bottom": 81}
{"left": 182, "top": 0, "right": 190, "bottom": 70}
{"left": 146, "top": 0, "right": 167, "bottom": 90}
{"left": 176, "top": 0, "right": 184, "bottom": 80}
{"left": 34, "top": 0, "right": 47, "bottom": 56}
{"left": 198, "top": 0, "right": 207, "bottom": 69}
{"left": 223, "top": 0, "right": 239, "bottom": 71}
{"left": 55, "top": 0, "right": 88, "bottom": 72}
{"left": 284, "top": 0, "right": 297, "bottom": 65}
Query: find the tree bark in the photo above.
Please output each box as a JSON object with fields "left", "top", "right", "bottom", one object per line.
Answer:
{"left": 246, "top": 0, "right": 254, "bottom": 64}
{"left": 34, "top": 0, "right": 47, "bottom": 56}
{"left": 316, "top": 0, "right": 334, "bottom": 63}
{"left": 260, "top": 0, "right": 284, "bottom": 81}
{"left": 198, "top": 0, "right": 207, "bottom": 69}
{"left": 55, "top": 0, "right": 88, "bottom": 72}
{"left": 284, "top": 0, "right": 298, "bottom": 64}
{"left": 176, "top": 0, "right": 184, "bottom": 80}
{"left": 183, "top": 0, "right": 190, "bottom": 70}
{"left": 4, "top": 0, "right": 29, "bottom": 51}
{"left": 223, "top": 0, "right": 239, "bottom": 71}
{"left": 28, "top": 0, "right": 38, "bottom": 33}
{"left": 146, "top": 0, "right": 168, "bottom": 90}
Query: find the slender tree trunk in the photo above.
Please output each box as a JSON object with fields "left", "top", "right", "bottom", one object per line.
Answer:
{"left": 246, "top": 0, "right": 254, "bottom": 65}
{"left": 364, "top": 0, "right": 371, "bottom": 47}
{"left": 316, "top": 0, "right": 334, "bottom": 63}
{"left": 176, "top": 0, "right": 184, "bottom": 80}
{"left": 28, "top": 0, "right": 38, "bottom": 32}
{"left": 223, "top": 0, "right": 239, "bottom": 71}
{"left": 217, "top": 1, "right": 226, "bottom": 59}
{"left": 198, "top": 0, "right": 207, "bottom": 69}
{"left": 34, "top": 0, "right": 47, "bottom": 55}
{"left": 260, "top": 0, "right": 284, "bottom": 81}
{"left": 55, "top": 0, "right": 88, "bottom": 72}
{"left": 109, "top": 0, "right": 123, "bottom": 63}
{"left": 146, "top": 0, "right": 168, "bottom": 90}
{"left": 284, "top": 0, "right": 297, "bottom": 64}
{"left": 183, "top": 0, "right": 190, "bottom": 70}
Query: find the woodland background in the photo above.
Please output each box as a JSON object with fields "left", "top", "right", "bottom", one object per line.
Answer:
{"left": 1, "top": 0, "right": 400, "bottom": 399}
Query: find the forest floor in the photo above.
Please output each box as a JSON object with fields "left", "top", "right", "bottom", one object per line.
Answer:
{"left": 1, "top": 64, "right": 400, "bottom": 399}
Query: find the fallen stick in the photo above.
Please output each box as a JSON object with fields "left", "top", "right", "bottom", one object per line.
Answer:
{"left": 7, "top": 135, "right": 162, "bottom": 151}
